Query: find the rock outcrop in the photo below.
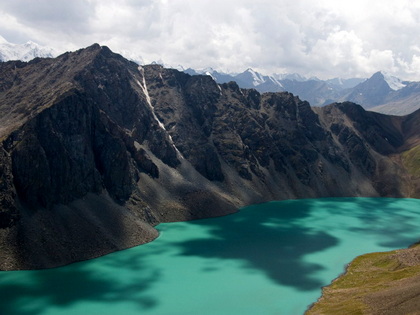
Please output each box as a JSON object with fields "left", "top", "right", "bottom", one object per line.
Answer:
{"left": 0, "top": 44, "right": 419, "bottom": 270}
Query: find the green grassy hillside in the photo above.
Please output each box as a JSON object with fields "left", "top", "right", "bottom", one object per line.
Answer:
{"left": 306, "top": 243, "right": 420, "bottom": 314}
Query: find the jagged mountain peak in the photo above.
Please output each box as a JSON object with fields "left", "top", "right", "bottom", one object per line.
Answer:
{"left": 367, "top": 71, "right": 406, "bottom": 91}
{"left": 332, "top": 71, "right": 420, "bottom": 114}
{"left": 244, "top": 67, "right": 257, "bottom": 73}
{"left": 76, "top": 43, "right": 114, "bottom": 56}
{"left": 367, "top": 71, "right": 388, "bottom": 82}
{"left": 235, "top": 68, "right": 267, "bottom": 87}
{"left": 1, "top": 44, "right": 420, "bottom": 271}
{"left": 0, "top": 43, "right": 140, "bottom": 139}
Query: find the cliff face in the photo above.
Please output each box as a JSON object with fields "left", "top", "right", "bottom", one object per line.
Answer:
{"left": 0, "top": 44, "right": 419, "bottom": 270}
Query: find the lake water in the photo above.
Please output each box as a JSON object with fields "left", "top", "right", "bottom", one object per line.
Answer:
{"left": 1, "top": 197, "right": 420, "bottom": 315}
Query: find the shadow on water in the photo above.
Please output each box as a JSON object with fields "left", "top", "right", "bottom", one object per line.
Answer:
{"left": 169, "top": 198, "right": 420, "bottom": 292}
{"left": 0, "top": 248, "right": 161, "bottom": 315}
{"left": 324, "top": 198, "right": 420, "bottom": 248}
{"left": 1, "top": 198, "right": 418, "bottom": 315}
{"left": 171, "top": 199, "right": 339, "bottom": 291}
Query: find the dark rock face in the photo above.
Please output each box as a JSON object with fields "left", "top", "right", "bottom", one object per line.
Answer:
{"left": 0, "top": 44, "right": 419, "bottom": 270}
{"left": 0, "top": 148, "right": 18, "bottom": 228}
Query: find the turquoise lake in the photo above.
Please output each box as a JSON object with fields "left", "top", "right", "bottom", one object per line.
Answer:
{"left": 1, "top": 197, "right": 420, "bottom": 315}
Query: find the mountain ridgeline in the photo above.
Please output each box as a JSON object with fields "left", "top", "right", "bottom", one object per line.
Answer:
{"left": 187, "top": 68, "right": 420, "bottom": 116}
{"left": 0, "top": 44, "right": 419, "bottom": 270}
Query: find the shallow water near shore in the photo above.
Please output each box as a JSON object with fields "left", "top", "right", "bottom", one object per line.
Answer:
{"left": 1, "top": 197, "right": 420, "bottom": 315}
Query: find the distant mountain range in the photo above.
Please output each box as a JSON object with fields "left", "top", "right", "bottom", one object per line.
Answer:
{"left": 185, "top": 68, "right": 420, "bottom": 116}
{"left": 1, "top": 37, "right": 419, "bottom": 115}
{"left": 185, "top": 67, "right": 365, "bottom": 94}
{"left": 0, "top": 36, "right": 56, "bottom": 62}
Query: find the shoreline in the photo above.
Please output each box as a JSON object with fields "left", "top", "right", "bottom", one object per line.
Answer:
{"left": 1, "top": 197, "right": 420, "bottom": 314}
{"left": 305, "top": 240, "right": 420, "bottom": 314}
{"left": 2, "top": 197, "right": 419, "bottom": 272}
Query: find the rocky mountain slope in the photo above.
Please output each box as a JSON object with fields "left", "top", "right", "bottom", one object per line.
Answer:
{"left": 0, "top": 44, "right": 419, "bottom": 270}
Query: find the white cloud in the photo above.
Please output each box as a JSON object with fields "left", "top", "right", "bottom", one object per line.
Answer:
{"left": 1, "top": 0, "right": 420, "bottom": 80}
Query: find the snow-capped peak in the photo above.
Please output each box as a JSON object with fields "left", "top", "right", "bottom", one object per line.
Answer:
{"left": 0, "top": 37, "right": 56, "bottom": 62}
{"left": 381, "top": 71, "right": 406, "bottom": 91}
{"left": 245, "top": 68, "right": 266, "bottom": 86}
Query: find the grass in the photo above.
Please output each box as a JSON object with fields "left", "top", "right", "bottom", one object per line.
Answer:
{"left": 402, "top": 145, "right": 420, "bottom": 177}
{"left": 306, "top": 244, "right": 420, "bottom": 314}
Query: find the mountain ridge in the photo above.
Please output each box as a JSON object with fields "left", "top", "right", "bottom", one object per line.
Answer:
{"left": 0, "top": 44, "right": 419, "bottom": 270}
{"left": 2, "top": 38, "right": 419, "bottom": 115}
{"left": 187, "top": 68, "right": 420, "bottom": 115}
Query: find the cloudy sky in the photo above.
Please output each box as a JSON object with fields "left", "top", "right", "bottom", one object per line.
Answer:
{"left": 1, "top": 0, "right": 420, "bottom": 80}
